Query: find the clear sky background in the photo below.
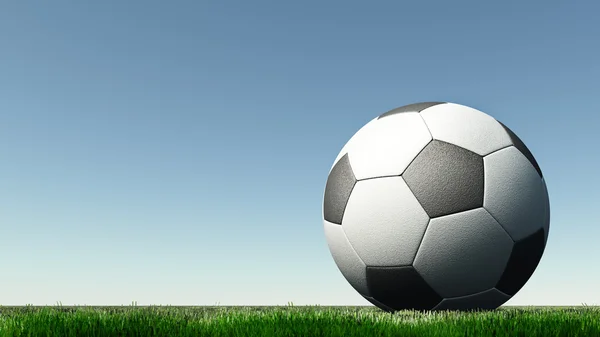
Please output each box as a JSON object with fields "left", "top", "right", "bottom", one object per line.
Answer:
{"left": 0, "top": 1, "right": 598, "bottom": 306}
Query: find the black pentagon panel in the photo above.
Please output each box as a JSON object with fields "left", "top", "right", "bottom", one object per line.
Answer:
{"left": 323, "top": 154, "right": 357, "bottom": 224}
{"left": 366, "top": 266, "right": 443, "bottom": 311}
{"left": 403, "top": 140, "right": 484, "bottom": 218}
{"left": 498, "top": 121, "right": 543, "bottom": 178}
{"left": 378, "top": 102, "right": 446, "bottom": 119}
{"left": 363, "top": 296, "right": 395, "bottom": 313}
{"left": 495, "top": 228, "right": 545, "bottom": 296}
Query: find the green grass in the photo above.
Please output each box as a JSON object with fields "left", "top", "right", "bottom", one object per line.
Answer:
{"left": 0, "top": 303, "right": 598, "bottom": 336}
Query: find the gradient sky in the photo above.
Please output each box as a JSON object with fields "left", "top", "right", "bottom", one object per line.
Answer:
{"left": 0, "top": 1, "right": 598, "bottom": 306}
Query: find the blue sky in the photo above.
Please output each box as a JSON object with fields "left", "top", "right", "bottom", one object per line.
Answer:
{"left": 0, "top": 1, "right": 598, "bottom": 306}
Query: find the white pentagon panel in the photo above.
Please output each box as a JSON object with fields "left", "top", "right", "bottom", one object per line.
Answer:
{"left": 342, "top": 113, "right": 432, "bottom": 180}
{"left": 433, "top": 288, "right": 511, "bottom": 311}
{"left": 413, "top": 208, "right": 513, "bottom": 298}
{"left": 330, "top": 117, "right": 378, "bottom": 172}
{"left": 342, "top": 176, "right": 429, "bottom": 267}
{"left": 483, "top": 146, "right": 546, "bottom": 242}
{"left": 541, "top": 178, "right": 550, "bottom": 244}
{"left": 420, "top": 103, "right": 512, "bottom": 156}
{"left": 323, "top": 220, "right": 370, "bottom": 296}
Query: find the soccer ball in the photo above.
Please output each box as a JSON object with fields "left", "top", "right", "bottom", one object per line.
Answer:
{"left": 322, "top": 102, "right": 550, "bottom": 311}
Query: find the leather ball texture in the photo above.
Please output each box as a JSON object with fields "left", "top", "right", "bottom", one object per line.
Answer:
{"left": 322, "top": 102, "right": 550, "bottom": 311}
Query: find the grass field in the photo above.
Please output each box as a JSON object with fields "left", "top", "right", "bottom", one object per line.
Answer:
{"left": 0, "top": 303, "right": 598, "bottom": 336}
